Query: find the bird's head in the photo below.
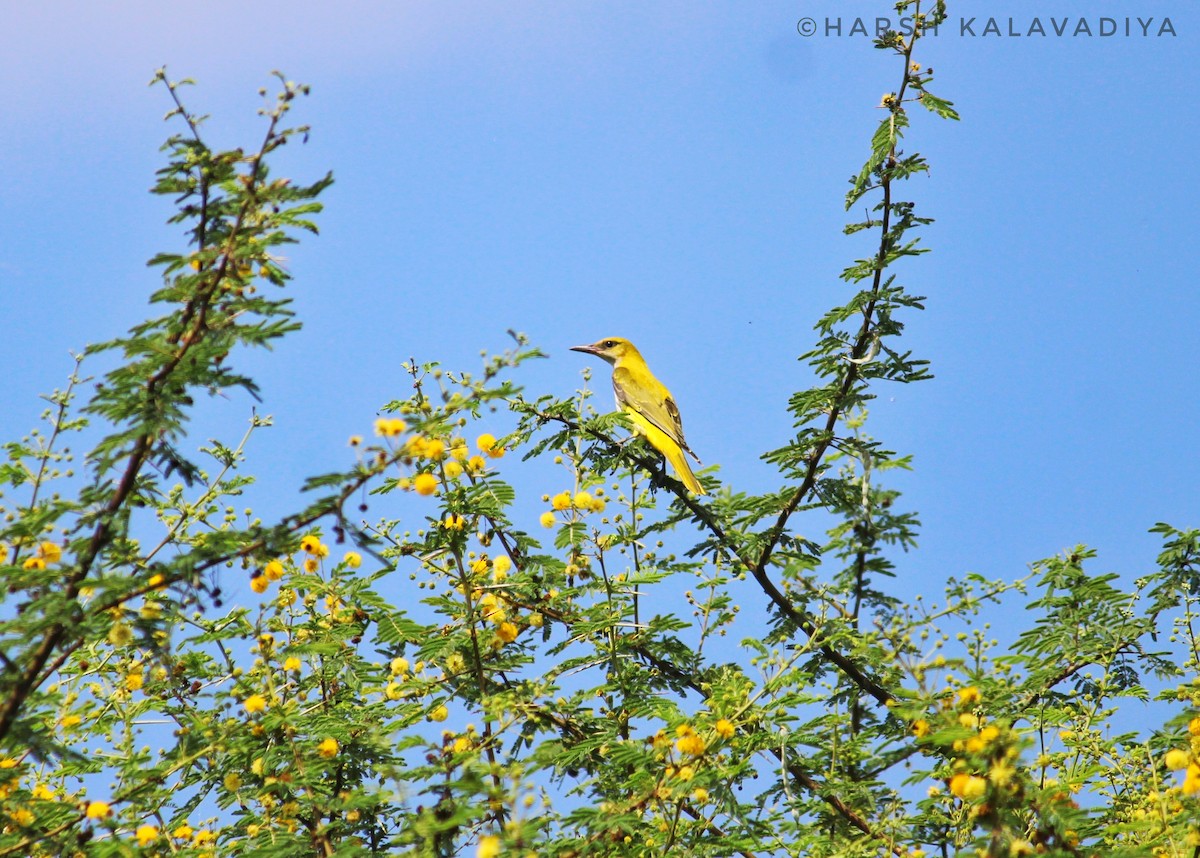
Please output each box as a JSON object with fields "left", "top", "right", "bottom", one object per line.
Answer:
{"left": 569, "top": 337, "right": 639, "bottom": 366}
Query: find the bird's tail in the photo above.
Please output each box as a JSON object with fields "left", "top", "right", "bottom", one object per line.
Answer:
{"left": 665, "top": 444, "right": 706, "bottom": 495}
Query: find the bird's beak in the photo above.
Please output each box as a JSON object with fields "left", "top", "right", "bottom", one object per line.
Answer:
{"left": 570, "top": 344, "right": 599, "bottom": 355}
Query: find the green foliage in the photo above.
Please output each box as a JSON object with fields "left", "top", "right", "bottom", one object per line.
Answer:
{"left": 1, "top": 4, "right": 1198, "bottom": 858}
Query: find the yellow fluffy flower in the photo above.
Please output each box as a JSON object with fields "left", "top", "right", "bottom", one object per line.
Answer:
{"left": 406, "top": 436, "right": 430, "bottom": 458}
{"left": 988, "top": 761, "right": 1015, "bottom": 788}
{"left": 478, "top": 593, "right": 506, "bottom": 624}
{"left": 948, "top": 773, "right": 987, "bottom": 800}
{"left": 413, "top": 473, "right": 438, "bottom": 496}
{"left": 497, "top": 622, "right": 519, "bottom": 643}
{"left": 676, "top": 734, "right": 706, "bottom": 756}
{"left": 250, "top": 575, "right": 270, "bottom": 594}
{"left": 108, "top": 623, "right": 133, "bottom": 647}
{"left": 477, "top": 835, "right": 501, "bottom": 858}
{"left": 429, "top": 704, "right": 449, "bottom": 722}
{"left": 135, "top": 824, "right": 159, "bottom": 845}
{"left": 539, "top": 511, "right": 556, "bottom": 529}
{"left": 243, "top": 695, "right": 268, "bottom": 714}
{"left": 263, "top": 560, "right": 285, "bottom": 581}
{"left": 1162, "top": 749, "right": 1187, "bottom": 771}
{"left": 715, "top": 719, "right": 735, "bottom": 739}
{"left": 343, "top": 551, "right": 362, "bottom": 569}
{"left": 85, "top": 801, "right": 110, "bottom": 819}
{"left": 299, "top": 535, "right": 322, "bottom": 554}
{"left": 374, "top": 417, "right": 406, "bottom": 437}
{"left": 551, "top": 492, "right": 572, "bottom": 511}
{"left": 317, "top": 738, "right": 339, "bottom": 759}
{"left": 1184, "top": 763, "right": 1200, "bottom": 795}
{"left": 38, "top": 541, "right": 63, "bottom": 564}
{"left": 957, "top": 686, "right": 982, "bottom": 706}
{"left": 22, "top": 557, "right": 46, "bottom": 571}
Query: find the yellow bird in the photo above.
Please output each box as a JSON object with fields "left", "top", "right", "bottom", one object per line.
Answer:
{"left": 570, "top": 337, "right": 706, "bottom": 495}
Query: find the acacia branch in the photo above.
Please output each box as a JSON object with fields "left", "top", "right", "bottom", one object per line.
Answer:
{"left": 0, "top": 85, "right": 305, "bottom": 746}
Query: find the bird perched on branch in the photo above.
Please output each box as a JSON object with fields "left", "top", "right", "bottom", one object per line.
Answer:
{"left": 570, "top": 337, "right": 705, "bottom": 495}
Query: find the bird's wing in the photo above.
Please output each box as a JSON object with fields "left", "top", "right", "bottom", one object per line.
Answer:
{"left": 612, "top": 367, "right": 701, "bottom": 463}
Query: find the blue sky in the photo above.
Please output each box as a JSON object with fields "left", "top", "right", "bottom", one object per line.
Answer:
{"left": 1, "top": 1, "right": 1196, "bottom": 622}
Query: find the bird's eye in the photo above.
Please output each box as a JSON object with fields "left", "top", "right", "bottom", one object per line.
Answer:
{"left": 602, "top": 340, "right": 617, "bottom": 348}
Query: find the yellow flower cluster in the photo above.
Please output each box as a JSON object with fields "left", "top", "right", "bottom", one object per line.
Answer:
{"left": 85, "top": 800, "right": 110, "bottom": 819}
{"left": 475, "top": 433, "right": 505, "bottom": 459}
{"left": 478, "top": 592, "right": 507, "bottom": 624}
{"left": 477, "top": 834, "right": 501, "bottom": 858}
{"left": 406, "top": 435, "right": 446, "bottom": 460}
{"left": 675, "top": 724, "right": 706, "bottom": 757}
{"left": 299, "top": 534, "right": 329, "bottom": 557}
{"left": 19, "top": 541, "right": 64, "bottom": 572}
{"left": 956, "top": 686, "right": 982, "bottom": 706}
{"left": 539, "top": 490, "right": 606, "bottom": 527}
{"left": 250, "top": 537, "right": 363, "bottom": 596}
{"left": 1164, "top": 718, "right": 1200, "bottom": 795}
{"left": 948, "top": 773, "right": 986, "bottom": 800}
{"left": 413, "top": 473, "right": 438, "bottom": 496}
{"left": 373, "top": 416, "right": 504, "bottom": 499}
{"left": 373, "top": 416, "right": 407, "bottom": 437}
